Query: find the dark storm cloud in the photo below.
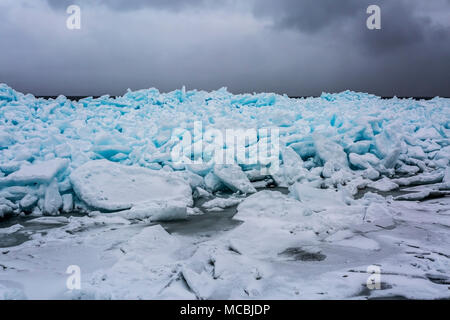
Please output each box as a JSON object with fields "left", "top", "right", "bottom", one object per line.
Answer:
{"left": 254, "top": 0, "right": 368, "bottom": 33}
{"left": 45, "top": 0, "right": 450, "bottom": 55}
{"left": 1, "top": 0, "right": 449, "bottom": 97}
{"left": 254, "top": 0, "right": 450, "bottom": 54}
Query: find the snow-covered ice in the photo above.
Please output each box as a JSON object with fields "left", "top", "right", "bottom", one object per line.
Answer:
{"left": 0, "top": 83, "right": 449, "bottom": 299}
{"left": 70, "top": 160, "right": 192, "bottom": 212}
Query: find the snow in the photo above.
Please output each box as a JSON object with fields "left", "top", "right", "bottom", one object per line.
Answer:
{"left": 70, "top": 160, "right": 192, "bottom": 212}
{"left": 43, "top": 179, "right": 62, "bottom": 215}
{"left": 368, "top": 177, "right": 399, "bottom": 192}
{"left": 0, "top": 158, "right": 69, "bottom": 187}
{"left": 0, "top": 83, "right": 449, "bottom": 300}
{"left": 0, "top": 224, "right": 23, "bottom": 235}
{"left": 213, "top": 165, "right": 256, "bottom": 194}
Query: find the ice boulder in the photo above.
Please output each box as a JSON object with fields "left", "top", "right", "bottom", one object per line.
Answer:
{"left": 70, "top": 160, "right": 193, "bottom": 211}
{"left": 213, "top": 164, "right": 256, "bottom": 194}
{"left": 43, "top": 179, "right": 63, "bottom": 215}
{"left": 272, "top": 147, "right": 308, "bottom": 186}
{"left": 234, "top": 190, "right": 311, "bottom": 222}
{"left": 289, "top": 183, "right": 352, "bottom": 212}
{"left": 313, "top": 134, "right": 348, "bottom": 168}
{"left": 0, "top": 158, "right": 69, "bottom": 187}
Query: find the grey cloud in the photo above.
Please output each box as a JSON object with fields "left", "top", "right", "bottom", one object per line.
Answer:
{"left": 254, "top": 0, "right": 369, "bottom": 33}
{"left": 254, "top": 0, "right": 450, "bottom": 54}
{"left": 1, "top": 0, "right": 449, "bottom": 97}
{"left": 358, "top": 1, "right": 450, "bottom": 54}
{"left": 46, "top": 0, "right": 218, "bottom": 11}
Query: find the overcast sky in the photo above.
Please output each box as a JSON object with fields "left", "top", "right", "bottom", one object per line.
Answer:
{"left": 0, "top": 0, "right": 449, "bottom": 97}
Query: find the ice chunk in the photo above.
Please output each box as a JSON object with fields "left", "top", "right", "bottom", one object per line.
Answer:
{"left": 70, "top": 160, "right": 192, "bottom": 211}
{"left": 368, "top": 178, "right": 399, "bottom": 192}
{"left": 407, "top": 146, "right": 426, "bottom": 160}
{"left": 272, "top": 147, "right": 307, "bottom": 186}
{"left": 392, "top": 171, "right": 444, "bottom": 187}
{"left": 0, "top": 204, "right": 13, "bottom": 218}
{"left": 62, "top": 194, "right": 73, "bottom": 213}
{"left": 181, "top": 268, "right": 215, "bottom": 299}
{"left": 0, "top": 131, "right": 14, "bottom": 149}
{"left": 235, "top": 190, "right": 311, "bottom": 222}
{"left": 289, "top": 183, "right": 351, "bottom": 211}
{"left": 414, "top": 127, "right": 441, "bottom": 140}
{"left": 0, "top": 158, "right": 69, "bottom": 187}
{"left": 382, "top": 145, "right": 401, "bottom": 169}
{"left": 394, "top": 190, "right": 450, "bottom": 201}
{"left": 313, "top": 134, "right": 348, "bottom": 168}
{"left": 0, "top": 224, "right": 23, "bottom": 234}
{"left": 202, "top": 196, "right": 244, "bottom": 210}
{"left": 362, "top": 168, "right": 380, "bottom": 180}
{"left": 349, "top": 153, "right": 380, "bottom": 170}
{"left": 44, "top": 179, "right": 63, "bottom": 215}
{"left": 118, "top": 200, "right": 187, "bottom": 221}
{"left": 27, "top": 216, "right": 69, "bottom": 225}
{"left": 213, "top": 164, "right": 256, "bottom": 194}
{"left": 19, "top": 194, "right": 38, "bottom": 212}
{"left": 444, "top": 167, "right": 450, "bottom": 185}
{"left": 346, "top": 141, "right": 371, "bottom": 155}
{"left": 364, "top": 203, "right": 393, "bottom": 225}
{"left": 204, "top": 172, "right": 223, "bottom": 193}
{"left": 396, "top": 164, "right": 420, "bottom": 175}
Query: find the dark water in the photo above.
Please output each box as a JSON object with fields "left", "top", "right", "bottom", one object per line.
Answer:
{"left": 0, "top": 187, "right": 290, "bottom": 247}
{"left": 354, "top": 187, "right": 413, "bottom": 200}
{"left": 161, "top": 187, "right": 289, "bottom": 236}
{"left": 0, "top": 212, "right": 85, "bottom": 248}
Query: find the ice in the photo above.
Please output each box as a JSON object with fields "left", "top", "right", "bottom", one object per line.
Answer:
{"left": 43, "top": 179, "right": 62, "bottom": 215}
{"left": 289, "top": 183, "right": 352, "bottom": 212}
{"left": 407, "top": 146, "right": 427, "bottom": 160}
{"left": 0, "top": 84, "right": 448, "bottom": 220}
{"left": 0, "top": 158, "right": 69, "bottom": 187}
{"left": 19, "top": 194, "right": 38, "bottom": 212}
{"left": 70, "top": 160, "right": 192, "bottom": 211}
{"left": 392, "top": 171, "right": 444, "bottom": 187}
{"left": 349, "top": 153, "right": 380, "bottom": 170}
{"left": 204, "top": 172, "right": 223, "bottom": 192}
{"left": 0, "top": 224, "right": 23, "bottom": 235}
{"left": 333, "top": 236, "right": 380, "bottom": 251}
{"left": 272, "top": 147, "right": 308, "bottom": 186}
{"left": 313, "top": 134, "right": 348, "bottom": 168}
{"left": 368, "top": 177, "right": 399, "bottom": 192}
{"left": 364, "top": 203, "right": 394, "bottom": 227}
{"left": 117, "top": 200, "right": 188, "bottom": 221}
{"left": 1, "top": 83, "right": 450, "bottom": 299}
{"left": 202, "top": 196, "right": 244, "bottom": 210}
{"left": 27, "top": 216, "right": 69, "bottom": 225}
{"left": 235, "top": 190, "right": 312, "bottom": 222}
{"left": 213, "top": 164, "right": 256, "bottom": 194}
{"left": 61, "top": 194, "right": 73, "bottom": 213}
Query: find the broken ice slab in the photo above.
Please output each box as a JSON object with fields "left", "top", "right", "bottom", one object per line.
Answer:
{"left": 70, "top": 160, "right": 193, "bottom": 211}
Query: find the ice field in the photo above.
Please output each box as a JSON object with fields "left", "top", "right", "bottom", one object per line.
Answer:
{"left": 0, "top": 83, "right": 449, "bottom": 299}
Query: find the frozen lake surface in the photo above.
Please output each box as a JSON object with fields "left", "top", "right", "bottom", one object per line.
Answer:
{"left": 1, "top": 185, "right": 449, "bottom": 299}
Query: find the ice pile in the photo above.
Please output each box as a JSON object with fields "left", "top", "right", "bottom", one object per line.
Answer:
{"left": 0, "top": 83, "right": 449, "bottom": 220}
